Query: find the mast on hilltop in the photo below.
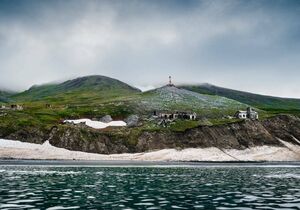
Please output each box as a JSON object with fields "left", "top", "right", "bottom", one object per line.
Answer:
{"left": 168, "top": 76, "right": 174, "bottom": 86}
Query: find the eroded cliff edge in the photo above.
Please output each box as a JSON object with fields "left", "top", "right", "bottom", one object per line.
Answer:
{"left": 1, "top": 115, "right": 300, "bottom": 155}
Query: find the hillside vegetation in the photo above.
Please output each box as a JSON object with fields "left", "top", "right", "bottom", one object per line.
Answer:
{"left": 180, "top": 84, "right": 300, "bottom": 113}
{"left": 12, "top": 75, "right": 141, "bottom": 104}
{"left": 8, "top": 76, "right": 252, "bottom": 119}
{"left": 1, "top": 75, "right": 299, "bottom": 140}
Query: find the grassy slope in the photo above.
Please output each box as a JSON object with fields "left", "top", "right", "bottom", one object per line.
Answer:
{"left": 180, "top": 84, "right": 300, "bottom": 113}
{"left": 1, "top": 76, "right": 142, "bottom": 134}
{"left": 132, "top": 85, "right": 249, "bottom": 118}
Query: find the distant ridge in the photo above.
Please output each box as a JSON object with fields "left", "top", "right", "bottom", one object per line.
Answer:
{"left": 0, "top": 90, "right": 16, "bottom": 103}
{"left": 12, "top": 75, "right": 141, "bottom": 102}
{"left": 3, "top": 74, "right": 300, "bottom": 112}
{"left": 180, "top": 83, "right": 300, "bottom": 111}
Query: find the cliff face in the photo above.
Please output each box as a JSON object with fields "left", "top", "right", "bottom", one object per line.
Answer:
{"left": 47, "top": 126, "right": 131, "bottom": 154}
{"left": 1, "top": 115, "right": 300, "bottom": 154}
{"left": 135, "top": 115, "right": 300, "bottom": 152}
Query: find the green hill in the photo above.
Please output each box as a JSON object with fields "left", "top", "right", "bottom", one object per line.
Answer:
{"left": 180, "top": 83, "right": 300, "bottom": 112}
{"left": 11, "top": 79, "right": 252, "bottom": 118}
{"left": 2, "top": 77, "right": 294, "bottom": 137}
{"left": 0, "top": 90, "right": 16, "bottom": 103}
{"left": 12, "top": 75, "right": 141, "bottom": 104}
{"left": 131, "top": 85, "right": 248, "bottom": 117}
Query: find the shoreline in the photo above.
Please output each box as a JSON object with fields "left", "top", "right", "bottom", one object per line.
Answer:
{"left": 0, "top": 138, "right": 300, "bottom": 162}
{"left": 1, "top": 159, "right": 300, "bottom": 167}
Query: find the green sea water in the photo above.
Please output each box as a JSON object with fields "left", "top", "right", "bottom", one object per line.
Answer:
{"left": 0, "top": 162, "right": 299, "bottom": 209}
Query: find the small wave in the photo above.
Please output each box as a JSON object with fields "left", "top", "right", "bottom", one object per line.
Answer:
{"left": 6, "top": 170, "right": 81, "bottom": 175}
{"left": 46, "top": 206, "right": 80, "bottom": 210}
{"left": 134, "top": 202, "right": 155, "bottom": 206}
{"left": 95, "top": 171, "right": 104, "bottom": 175}
{"left": 0, "top": 204, "right": 35, "bottom": 208}
{"left": 265, "top": 173, "right": 300, "bottom": 179}
{"left": 171, "top": 205, "right": 188, "bottom": 209}
{"left": 10, "top": 199, "right": 41, "bottom": 204}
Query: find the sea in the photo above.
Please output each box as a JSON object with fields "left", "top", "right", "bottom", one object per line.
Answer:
{"left": 0, "top": 160, "right": 299, "bottom": 209}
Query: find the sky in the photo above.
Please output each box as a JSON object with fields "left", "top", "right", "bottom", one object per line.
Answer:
{"left": 0, "top": 0, "right": 300, "bottom": 98}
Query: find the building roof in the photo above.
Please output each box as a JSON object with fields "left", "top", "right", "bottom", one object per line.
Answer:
{"left": 236, "top": 110, "right": 247, "bottom": 113}
{"left": 156, "top": 110, "right": 196, "bottom": 115}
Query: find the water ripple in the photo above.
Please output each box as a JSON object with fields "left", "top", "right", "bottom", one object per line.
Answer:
{"left": 0, "top": 166, "right": 299, "bottom": 209}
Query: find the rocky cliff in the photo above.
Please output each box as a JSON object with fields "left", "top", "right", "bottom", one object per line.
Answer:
{"left": 1, "top": 115, "right": 300, "bottom": 154}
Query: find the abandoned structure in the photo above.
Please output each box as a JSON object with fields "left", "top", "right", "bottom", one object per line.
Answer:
{"left": 1, "top": 104, "right": 24, "bottom": 110}
{"left": 154, "top": 110, "right": 197, "bottom": 120}
{"left": 10, "top": 104, "right": 23, "bottom": 111}
{"left": 235, "top": 107, "right": 258, "bottom": 120}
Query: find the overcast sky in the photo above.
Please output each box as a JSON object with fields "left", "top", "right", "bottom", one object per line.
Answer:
{"left": 0, "top": 0, "right": 300, "bottom": 97}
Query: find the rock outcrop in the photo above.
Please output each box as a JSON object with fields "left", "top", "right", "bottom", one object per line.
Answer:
{"left": 99, "top": 115, "right": 113, "bottom": 123}
{"left": 124, "top": 115, "right": 139, "bottom": 127}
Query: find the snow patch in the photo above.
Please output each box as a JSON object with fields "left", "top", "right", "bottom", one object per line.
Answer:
{"left": 63, "top": 119, "right": 126, "bottom": 129}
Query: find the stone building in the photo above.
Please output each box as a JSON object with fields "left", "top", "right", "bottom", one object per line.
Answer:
{"left": 235, "top": 107, "right": 258, "bottom": 120}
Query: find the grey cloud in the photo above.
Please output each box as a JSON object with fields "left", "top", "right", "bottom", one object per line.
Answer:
{"left": 0, "top": 0, "right": 299, "bottom": 98}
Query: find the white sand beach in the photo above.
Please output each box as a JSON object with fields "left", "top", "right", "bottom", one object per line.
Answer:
{"left": 0, "top": 139, "right": 300, "bottom": 161}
